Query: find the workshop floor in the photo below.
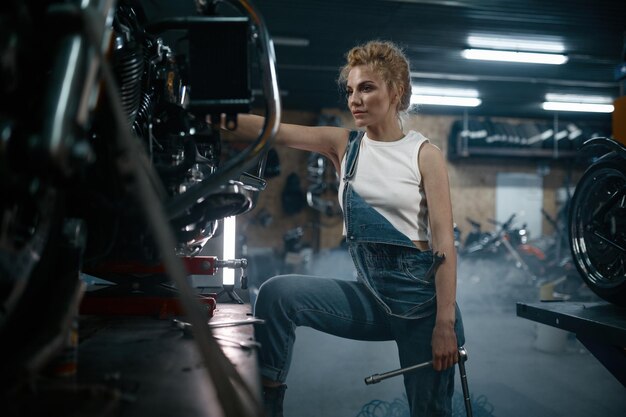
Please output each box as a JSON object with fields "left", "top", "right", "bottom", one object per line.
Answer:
{"left": 241, "top": 249, "right": 626, "bottom": 417}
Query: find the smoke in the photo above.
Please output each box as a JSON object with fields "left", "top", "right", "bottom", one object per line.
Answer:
{"left": 308, "top": 247, "right": 357, "bottom": 281}
{"left": 456, "top": 256, "right": 543, "bottom": 314}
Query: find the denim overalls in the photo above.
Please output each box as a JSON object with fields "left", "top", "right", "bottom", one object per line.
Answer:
{"left": 254, "top": 130, "right": 464, "bottom": 416}
{"left": 343, "top": 130, "right": 439, "bottom": 319}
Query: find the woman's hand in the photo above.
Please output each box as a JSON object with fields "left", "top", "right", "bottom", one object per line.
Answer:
{"left": 431, "top": 320, "right": 458, "bottom": 371}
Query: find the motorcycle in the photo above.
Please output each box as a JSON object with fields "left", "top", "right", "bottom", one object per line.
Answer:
{"left": 568, "top": 136, "right": 626, "bottom": 306}
{"left": 459, "top": 214, "right": 547, "bottom": 281}
{"left": 0, "top": 0, "right": 278, "bottom": 415}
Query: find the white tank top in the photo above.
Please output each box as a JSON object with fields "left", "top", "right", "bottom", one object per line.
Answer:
{"left": 338, "top": 130, "right": 431, "bottom": 242}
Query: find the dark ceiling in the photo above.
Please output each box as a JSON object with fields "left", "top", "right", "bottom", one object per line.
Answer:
{"left": 144, "top": 0, "right": 626, "bottom": 123}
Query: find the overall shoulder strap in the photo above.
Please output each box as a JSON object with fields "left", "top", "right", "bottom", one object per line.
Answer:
{"left": 342, "top": 130, "right": 365, "bottom": 181}
{"left": 347, "top": 130, "right": 364, "bottom": 145}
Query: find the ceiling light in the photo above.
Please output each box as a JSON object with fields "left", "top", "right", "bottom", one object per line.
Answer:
{"left": 272, "top": 36, "right": 310, "bottom": 47}
{"left": 252, "top": 88, "right": 289, "bottom": 97}
{"left": 467, "top": 35, "right": 565, "bottom": 53}
{"left": 545, "top": 93, "right": 613, "bottom": 104}
{"left": 542, "top": 93, "right": 615, "bottom": 113}
{"left": 542, "top": 102, "right": 614, "bottom": 113}
{"left": 412, "top": 86, "right": 479, "bottom": 97}
{"left": 462, "top": 49, "right": 568, "bottom": 65}
{"left": 411, "top": 85, "right": 481, "bottom": 107}
{"left": 411, "top": 95, "right": 481, "bottom": 107}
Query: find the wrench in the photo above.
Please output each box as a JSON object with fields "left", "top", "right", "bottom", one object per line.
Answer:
{"left": 172, "top": 317, "right": 265, "bottom": 330}
{"left": 364, "top": 346, "right": 473, "bottom": 417}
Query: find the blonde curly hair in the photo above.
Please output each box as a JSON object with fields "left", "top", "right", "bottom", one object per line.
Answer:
{"left": 338, "top": 40, "right": 412, "bottom": 113}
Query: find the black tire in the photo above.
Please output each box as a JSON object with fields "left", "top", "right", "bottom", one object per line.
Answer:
{"left": 569, "top": 158, "right": 626, "bottom": 306}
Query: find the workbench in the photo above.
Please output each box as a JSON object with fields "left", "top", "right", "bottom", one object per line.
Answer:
{"left": 76, "top": 302, "right": 262, "bottom": 417}
{"left": 517, "top": 301, "right": 626, "bottom": 388}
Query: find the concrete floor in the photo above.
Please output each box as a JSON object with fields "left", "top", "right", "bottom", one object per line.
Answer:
{"left": 247, "top": 250, "right": 626, "bottom": 417}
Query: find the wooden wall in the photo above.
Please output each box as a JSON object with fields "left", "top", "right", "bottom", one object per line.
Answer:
{"left": 226, "top": 109, "right": 585, "bottom": 253}
{"left": 229, "top": 110, "right": 324, "bottom": 252}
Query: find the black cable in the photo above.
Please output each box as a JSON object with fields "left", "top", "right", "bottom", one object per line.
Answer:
{"left": 356, "top": 396, "right": 409, "bottom": 417}
{"left": 355, "top": 392, "right": 496, "bottom": 417}
{"left": 452, "top": 392, "right": 495, "bottom": 417}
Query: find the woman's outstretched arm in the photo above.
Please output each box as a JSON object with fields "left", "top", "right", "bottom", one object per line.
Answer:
{"left": 221, "top": 113, "right": 351, "bottom": 173}
{"left": 419, "top": 143, "right": 459, "bottom": 372}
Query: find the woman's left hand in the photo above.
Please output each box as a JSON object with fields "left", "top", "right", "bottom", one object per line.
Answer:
{"left": 431, "top": 321, "right": 458, "bottom": 371}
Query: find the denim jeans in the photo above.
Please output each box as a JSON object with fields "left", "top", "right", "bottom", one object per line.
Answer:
{"left": 254, "top": 274, "right": 464, "bottom": 416}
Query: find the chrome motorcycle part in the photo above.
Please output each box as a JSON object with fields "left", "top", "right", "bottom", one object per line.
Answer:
{"left": 305, "top": 152, "right": 342, "bottom": 216}
{"left": 161, "top": 1, "right": 282, "bottom": 219}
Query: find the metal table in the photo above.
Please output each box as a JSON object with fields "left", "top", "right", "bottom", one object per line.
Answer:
{"left": 517, "top": 301, "right": 626, "bottom": 388}
{"left": 76, "top": 303, "right": 262, "bottom": 417}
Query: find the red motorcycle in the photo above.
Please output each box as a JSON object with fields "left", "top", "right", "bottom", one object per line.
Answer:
{"left": 459, "top": 214, "right": 547, "bottom": 280}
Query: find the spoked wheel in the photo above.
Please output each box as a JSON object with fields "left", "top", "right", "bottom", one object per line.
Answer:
{"left": 569, "top": 159, "right": 626, "bottom": 306}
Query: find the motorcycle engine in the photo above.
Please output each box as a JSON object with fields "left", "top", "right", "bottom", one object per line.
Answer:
{"left": 79, "top": 1, "right": 253, "bottom": 263}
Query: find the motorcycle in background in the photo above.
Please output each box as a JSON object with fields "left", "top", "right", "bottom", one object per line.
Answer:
{"left": 461, "top": 217, "right": 491, "bottom": 250}
{"left": 459, "top": 214, "right": 546, "bottom": 280}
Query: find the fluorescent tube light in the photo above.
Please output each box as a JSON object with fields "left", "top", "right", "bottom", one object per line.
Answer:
{"left": 411, "top": 95, "right": 481, "bottom": 107}
{"left": 222, "top": 216, "right": 236, "bottom": 285}
{"left": 543, "top": 93, "right": 615, "bottom": 112}
{"left": 467, "top": 36, "right": 565, "bottom": 53}
{"left": 273, "top": 36, "right": 310, "bottom": 47}
{"left": 462, "top": 49, "right": 568, "bottom": 65}
{"left": 542, "top": 102, "right": 614, "bottom": 113}
{"left": 412, "top": 86, "right": 479, "bottom": 97}
{"left": 545, "top": 93, "right": 613, "bottom": 104}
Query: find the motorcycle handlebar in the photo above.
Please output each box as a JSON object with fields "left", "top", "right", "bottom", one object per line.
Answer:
{"left": 487, "top": 213, "right": 516, "bottom": 229}
{"left": 466, "top": 217, "right": 481, "bottom": 229}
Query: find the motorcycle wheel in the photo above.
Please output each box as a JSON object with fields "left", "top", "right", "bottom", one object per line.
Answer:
{"left": 569, "top": 158, "right": 626, "bottom": 306}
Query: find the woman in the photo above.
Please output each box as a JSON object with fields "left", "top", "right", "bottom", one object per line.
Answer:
{"left": 227, "top": 40, "right": 464, "bottom": 417}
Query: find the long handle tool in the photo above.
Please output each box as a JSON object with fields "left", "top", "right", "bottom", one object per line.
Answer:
{"left": 364, "top": 346, "right": 473, "bottom": 417}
